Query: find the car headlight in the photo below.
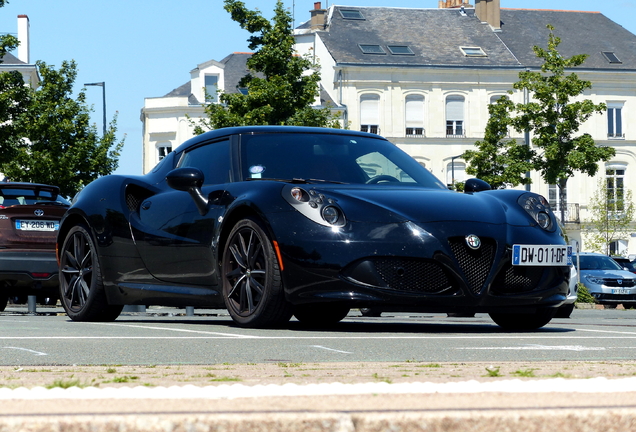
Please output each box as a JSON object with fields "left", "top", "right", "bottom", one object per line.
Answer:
{"left": 518, "top": 193, "right": 554, "bottom": 231}
{"left": 584, "top": 274, "right": 605, "bottom": 285}
{"left": 283, "top": 185, "right": 347, "bottom": 227}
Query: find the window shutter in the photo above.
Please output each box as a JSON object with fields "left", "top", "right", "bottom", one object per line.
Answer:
{"left": 446, "top": 96, "right": 464, "bottom": 121}
{"left": 360, "top": 94, "right": 380, "bottom": 124}
{"left": 405, "top": 95, "right": 424, "bottom": 127}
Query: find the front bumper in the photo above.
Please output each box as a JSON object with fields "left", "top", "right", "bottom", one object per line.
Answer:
{"left": 271, "top": 215, "right": 569, "bottom": 313}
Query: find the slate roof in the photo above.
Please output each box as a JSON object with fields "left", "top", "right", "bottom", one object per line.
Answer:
{"left": 0, "top": 52, "right": 24, "bottom": 65}
{"left": 163, "top": 52, "right": 254, "bottom": 101}
{"left": 314, "top": 6, "right": 636, "bottom": 71}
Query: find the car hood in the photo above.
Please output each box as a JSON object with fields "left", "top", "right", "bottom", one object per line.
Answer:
{"left": 579, "top": 269, "right": 636, "bottom": 279}
{"left": 318, "top": 186, "right": 513, "bottom": 224}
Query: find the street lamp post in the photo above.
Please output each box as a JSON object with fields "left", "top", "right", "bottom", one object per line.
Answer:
{"left": 84, "top": 82, "right": 106, "bottom": 136}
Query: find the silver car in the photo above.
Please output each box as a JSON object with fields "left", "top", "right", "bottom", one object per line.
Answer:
{"left": 576, "top": 252, "right": 636, "bottom": 307}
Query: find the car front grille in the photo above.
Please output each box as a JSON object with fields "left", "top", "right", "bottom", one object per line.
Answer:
{"left": 492, "top": 264, "right": 544, "bottom": 294}
{"left": 603, "top": 279, "right": 636, "bottom": 288}
{"left": 448, "top": 237, "right": 496, "bottom": 294}
{"left": 373, "top": 258, "right": 453, "bottom": 294}
{"left": 343, "top": 257, "right": 455, "bottom": 294}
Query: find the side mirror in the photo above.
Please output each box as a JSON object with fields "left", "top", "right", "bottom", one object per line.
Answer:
{"left": 166, "top": 167, "right": 208, "bottom": 215}
{"left": 166, "top": 167, "right": 204, "bottom": 192}
{"left": 464, "top": 178, "right": 492, "bottom": 193}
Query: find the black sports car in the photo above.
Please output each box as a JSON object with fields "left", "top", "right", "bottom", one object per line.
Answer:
{"left": 57, "top": 126, "right": 571, "bottom": 330}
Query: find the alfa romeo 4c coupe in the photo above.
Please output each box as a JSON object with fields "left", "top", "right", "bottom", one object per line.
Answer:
{"left": 56, "top": 126, "right": 572, "bottom": 330}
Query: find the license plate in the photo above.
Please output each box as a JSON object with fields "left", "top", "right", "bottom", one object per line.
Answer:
{"left": 15, "top": 220, "right": 59, "bottom": 231}
{"left": 612, "top": 289, "right": 631, "bottom": 295}
{"left": 512, "top": 245, "right": 572, "bottom": 266}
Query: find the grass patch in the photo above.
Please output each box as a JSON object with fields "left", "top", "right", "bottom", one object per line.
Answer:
{"left": 484, "top": 366, "right": 502, "bottom": 377}
{"left": 513, "top": 369, "right": 537, "bottom": 378}
{"left": 46, "top": 379, "right": 85, "bottom": 389}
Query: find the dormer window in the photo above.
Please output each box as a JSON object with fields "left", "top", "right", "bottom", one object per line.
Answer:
{"left": 602, "top": 51, "right": 622, "bottom": 64}
{"left": 387, "top": 45, "right": 414, "bottom": 55}
{"left": 340, "top": 9, "right": 365, "bottom": 20}
{"left": 359, "top": 44, "right": 386, "bottom": 55}
{"left": 460, "top": 46, "right": 486, "bottom": 57}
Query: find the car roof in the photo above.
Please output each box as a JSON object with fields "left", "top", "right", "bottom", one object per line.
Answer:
{"left": 176, "top": 126, "right": 385, "bottom": 152}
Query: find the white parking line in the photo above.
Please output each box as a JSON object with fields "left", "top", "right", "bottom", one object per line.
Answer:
{"left": 457, "top": 345, "right": 607, "bottom": 351}
{"left": 3, "top": 347, "right": 47, "bottom": 356}
{"left": 311, "top": 345, "right": 353, "bottom": 354}
{"left": 81, "top": 322, "right": 260, "bottom": 338}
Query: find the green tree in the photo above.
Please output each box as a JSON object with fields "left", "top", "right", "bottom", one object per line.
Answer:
{"left": 0, "top": 0, "right": 31, "bottom": 168}
{"left": 584, "top": 179, "right": 635, "bottom": 255}
{"left": 465, "top": 25, "right": 614, "bottom": 220}
{"left": 1, "top": 60, "right": 124, "bottom": 197}
{"left": 464, "top": 96, "right": 533, "bottom": 189}
{"left": 191, "top": 0, "right": 340, "bottom": 133}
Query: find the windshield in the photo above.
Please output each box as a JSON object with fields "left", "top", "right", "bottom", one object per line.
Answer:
{"left": 578, "top": 255, "right": 623, "bottom": 271}
{"left": 240, "top": 132, "right": 447, "bottom": 189}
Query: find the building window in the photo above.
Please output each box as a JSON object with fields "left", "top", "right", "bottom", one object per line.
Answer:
{"left": 602, "top": 51, "right": 622, "bottom": 64}
{"left": 608, "top": 103, "right": 624, "bottom": 139}
{"left": 446, "top": 95, "right": 465, "bottom": 137}
{"left": 405, "top": 95, "right": 424, "bottom": 137}
{"left": 607, "top": 164, "right": 626, "bottom": 212}
{"left": 205, "top": 75, "right": 219, "bottom": 103}
{"left": 548, "top": 184, "right": 567, "bottom": 210}
{"left": 460, "top": 46, "right": 486, "bottom": 57}
{"left": 446, "top": 161, "right": 465, "bottom": 187}
{"left": 387, "top": 45, "right": 414, "bottom": 55}
{"left": 157, "top": 145, "right": 172, "bottom": 163}
{"left": 359, "top": 44, "right": 386, "bottom": 55}
{"left": 339, "top": 9, "right": 365, "bottom": 20}
{"left": 360, "top": 94, "right": 380, "bottom": 134}
{"left": 610, "top": 239, "right": 628, "bottom": 256}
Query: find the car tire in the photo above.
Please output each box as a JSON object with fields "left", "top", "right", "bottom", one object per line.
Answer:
{"left": 293, "top": 304, "right": 351, "bottom": 326}
{"left": 0, "top": 296, "right": 7, "bottom": 312}
{"left": 222, "top": 217, "right": 293, "bottom": 328}
{"left": 360, "top": 307, "right": 382, "bottom": 317}
{"left": 58, "top": 224, "right": 123, "bottom": 322}
{"left": 489, "top": 308, "right": 557, "bottom": 330}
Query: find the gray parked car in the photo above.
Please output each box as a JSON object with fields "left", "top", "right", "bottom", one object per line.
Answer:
{"left": 576, "top": 252, "right": 636, "bottom": 307}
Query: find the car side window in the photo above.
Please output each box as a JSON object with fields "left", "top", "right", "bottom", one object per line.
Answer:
{"left": 178, "top": 139, "right": 231, "bottom": 185}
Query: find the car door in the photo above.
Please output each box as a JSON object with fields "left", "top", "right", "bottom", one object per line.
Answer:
{"left": 132, "top": 138, "right": 232, "bottom": 286}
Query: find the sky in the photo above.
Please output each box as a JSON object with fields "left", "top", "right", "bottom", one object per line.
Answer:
{"left": 0, "top": 0, "right": 634, "bottom": 176}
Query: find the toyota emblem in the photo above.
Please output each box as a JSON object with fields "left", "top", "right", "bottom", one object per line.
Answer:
{"left": 34, "top": 209, "right": 44, "bottom": 217}
{"left": 465, "top": 234, "right": 481, "bottom": 250}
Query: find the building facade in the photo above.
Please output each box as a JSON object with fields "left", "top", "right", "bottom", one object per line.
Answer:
{"left": 293, "top": 1, "right": 636, "bottom": 256}
{"left": 141, "top": 1, "right": 636, "bottom": 256}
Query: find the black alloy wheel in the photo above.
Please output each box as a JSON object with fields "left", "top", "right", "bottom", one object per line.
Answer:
{"left": 59, "top": 224, "right": 122, "bottom": 321}
{"left": 222, "top": 218, "right": 293, "bottom": 327}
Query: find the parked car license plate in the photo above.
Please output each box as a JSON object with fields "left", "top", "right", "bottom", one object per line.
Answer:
{"left": 512, "top": 244, "right": 572, "bottom": 266}
{"left": 15, "top": 220, "right": 59, "bottom": 231}
{"left": 612, "top": 289, "right": 631, "bottom": 295}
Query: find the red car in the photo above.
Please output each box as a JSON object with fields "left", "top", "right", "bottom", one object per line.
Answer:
{"left": 0, "top": 182, "right": 70, "bottom": 311}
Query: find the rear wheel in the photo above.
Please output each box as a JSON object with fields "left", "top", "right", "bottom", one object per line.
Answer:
{"left": 222, "top": 218, "right": 293, "bottom": 328}
{"left": 59, "top": 225, "right": 123, "bottom": 321}
{"left": 294, "top": 304, "right": 350, "bottom": 326}
{"left": 489, "top": 308, "right": 556, "bottom": 330}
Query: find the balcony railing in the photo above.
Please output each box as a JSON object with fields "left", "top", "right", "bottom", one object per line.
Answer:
{"left": 553, "top": 203, "right": 580, "bottom": 224}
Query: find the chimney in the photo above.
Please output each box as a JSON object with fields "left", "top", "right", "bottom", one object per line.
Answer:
{"left": 474, "top": 0, "right": 500, "bottom": 30}
{"left": 17, "top": 14, "right": 29, "bottom": 63}
{"left": 438, "top": 0, "right": 471, "bottom": 8}
{"left": 310, "top": 2, "right": 327, "bottom": 31}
